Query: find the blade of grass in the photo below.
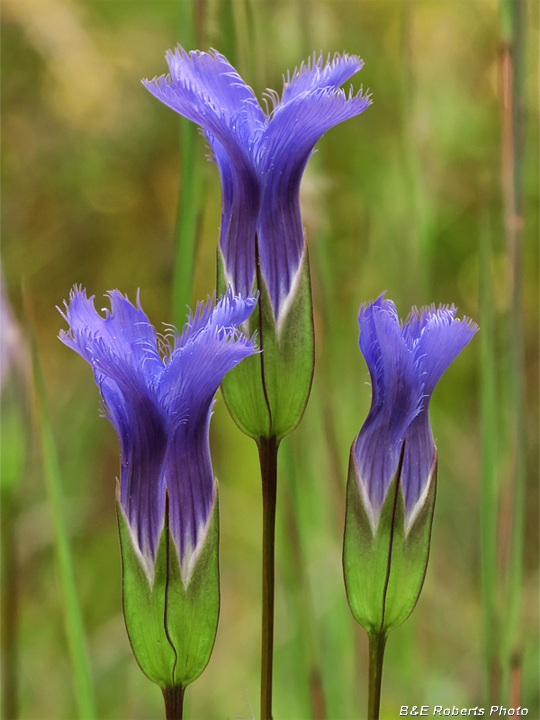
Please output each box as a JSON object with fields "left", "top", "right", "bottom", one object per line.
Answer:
{"left": 1, "top": 485, "right": 19, "bottom": 720}
{"left": 172, "top": 0, "right": 205, "bottom": 328}
{"left": 499, "top": 0, "right": 526, "bottom": 705}
{"left": 479, "top": 204, "right": 500, "bottom": 704}
{"left": 231, "top": 0, "right": 249, "bottom": 77}
{"left": 1, "top": 369, "right": 29, "bottom": 720}
{"left": 216, "top": 0, "right": 237, "bottom": 67}
{"left": 30, "top": 329, "right": 96, "bottom": 720}
{"left": 400, "top": 1, "right": 434, "bottom": 302}
{"left": 278, "top": 438, "right": 327, "bottom": 720}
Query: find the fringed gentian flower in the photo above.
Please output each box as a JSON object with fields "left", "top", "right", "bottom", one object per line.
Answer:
{"left": 58, "top": 286, "right": 257, "bottom": 704}
{"left": 143, "top": 47, "right": 371, "bottom": 321}
{"left": 353, "top": 294, "right": 479, "bottom": 532}
{"left": 343, "top": 295, "right": 478, "bottom": 719}
{"left": 144, "top": 48, "right": 371, "bottom": 444}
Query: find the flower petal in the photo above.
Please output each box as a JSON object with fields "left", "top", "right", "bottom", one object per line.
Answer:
{"left": 414, "top": 306, "right": 478, "bottom": 397}
{"left": 355, "top": 299, "right": 423, "bottom": 518}
{"left": 158, "top": 292, "right": 257, "bottom": 563}
{"left": 58, "top": 288, "right": 168, "bottom": 567}
{"left": 401, "top": 409, "right": 436, "bottom": 517}
{"left": 281, "top": 51, "right": 364, "bottom": 104}
{"left": 58, "top": 287, "right": 162, "bottom": 384}
{"left": 103, "top": 380, "right": 168, "bottom": 571}
{"left": 143, "top": 47, "right": 264, "bottom": 140}
{"left": 143, "top": 48, "right": 263, "bottom": 298}
{"left": 210, "top": 137, "right": 261, "bottom": 298}
{"left": 257, "top": 85, "right": 372, "bottom": 313}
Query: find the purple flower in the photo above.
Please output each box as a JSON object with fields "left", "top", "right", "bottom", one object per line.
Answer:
{"left": 59, "top": 287, "right": 257, "bottom": 581}
{"left": 353, "top": 295, "right": 478, "bottom": 530}
{"left": 143, "top": 47, "right": 371, "bottom": 320}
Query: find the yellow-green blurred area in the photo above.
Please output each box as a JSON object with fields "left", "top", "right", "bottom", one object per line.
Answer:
{"left": 2, "top": 0, "right": 539, "bottom": 718}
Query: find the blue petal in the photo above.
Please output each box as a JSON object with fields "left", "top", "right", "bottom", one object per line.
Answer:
{"left": 103, "top": 379, "right": 168, "bottom": 568}
{"left": 159, "top": 295, "right": 256, "bottom": 424}
{"left": 210, "top": 137, "right": 261, "bottom": 298}
{"left": 165, "top": 409, "right": 215, "bottom": 570}
{"left": 413, "top": 306, "right": 478, "bottom": 397}
{"left": 58, "top": 287, "right": 162, "bottom": 384}
{"left": 357, "top": 295, "right": 398, "bottom": 408}
{"left": 400, "top": 303, "right": 447, "bottom": 344}
{"left": 165, "top": 47, "right": 265, "bottom": 134}
{"left": 143, "top": 47, "right": 264, "bottom": 142}
{"left": 143, "top": 47, "right": 261, "bottom": 197}
{"left": 173, "top": 287, "right": 257, "bottom": 350}
{"left": 59, "top": 288, "right": 168, "bottom": 567}
{"left": 281, "top": 51, "right": 365, "bottom": 104}
{"left": 143, "top": 48, "right": 262, "bottom": 299}
{"left": 401, "top": 409, "right": 435, "bottom": 517}
{"left": 159, "top": 292, "right": 257, "bottom": 563}
{"left": 355, "top": 299, "right": 423, "bottom": 517}
{"left": 257, "top": 85, "right": 372, "bottom": 313}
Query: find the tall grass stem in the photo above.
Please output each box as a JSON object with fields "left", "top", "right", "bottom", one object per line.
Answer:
{"left": 30, "top": 332, "right": 96, "bottom": 720}
{"left": 280, "top": 439, "right": 327, "bottom": 719}
{"left": 479, "top": 207, "right": 500, "bottom": 703}
{"left": 172, "top": 0, "right": 204, "bottom": 328}
{"left": 1, "top": 488, "right": 19, "bottom": 719}
{"left": 499, "top": 0, "right": 526, "bottom": 703}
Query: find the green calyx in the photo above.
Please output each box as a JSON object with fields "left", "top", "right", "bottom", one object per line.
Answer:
{"left": 217, "top": 242, "right": 314, "bottom": 442}
{"left": 343, "top": 444, "right": 437, "bottom": 636}
{"left": 116, "top": 487, "right": 220, "bottom": 691}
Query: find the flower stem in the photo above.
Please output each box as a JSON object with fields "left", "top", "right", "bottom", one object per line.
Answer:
{"left": 162, "top": 685, "right": 185, "bottom": 720}
{"left": 367, "top": 631, "right": 387, "bottom": 720}
{"left": 258, "top": 435, "right": 279, "bottom": 720}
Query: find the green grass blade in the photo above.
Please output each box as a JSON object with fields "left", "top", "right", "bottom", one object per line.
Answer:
{"left": 172, "top": 119, "right": 204, "bottom": 327}
{"left": 216, "top": 0, "right": 237, "bottom": 67}
{"left": 172, "top": 0, "right": 205, "bottom": 328}
{"left": 31, "top": 334, "right": 96, "bottom": 720}
{"left": 278, "top": 439, "right": 327, "bottom": 720}
{"left": 499, "top": 0, "right": 527, "bottom": 705}
{"left": 479, "top": 207, "right": 500, "bottom": 704}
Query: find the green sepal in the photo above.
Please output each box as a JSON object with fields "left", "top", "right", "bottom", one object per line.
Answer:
{"left": 117, "top": 487, "right": 220, "bottom": 690}
{"left": 218, "top": 243, "right": 314, "bottom": 441}
{"left": 343, "top": 444, "right": 437, "bottom": 636}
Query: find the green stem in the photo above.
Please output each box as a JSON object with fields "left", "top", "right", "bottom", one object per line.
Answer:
{"left": 1, "top": 488, "right": 19, "bottom": 719}
{"left": 172, "top": 119, "right": 199, "bottom": 328}
{"left": 172, "top": 0, "right": 203, "bottom": 328}
{"left": 31, "top": 335, "right": 96, "bottom": 720}
{"left": 162, "top": 685, "right": 185, "bottom": 720}
{"left": 258, "top": 435, "right": 279, "bottom": 720}
{"left": 479, "top": 207, "right": 500, "bottom": 704}
{"left": 367, "top": 631, "right": 387, "bottom": 720}
{"left": 499, "top": 0, "right": 526, "bottom": 704}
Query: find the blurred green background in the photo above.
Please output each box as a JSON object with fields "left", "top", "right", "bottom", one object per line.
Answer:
{"left": 2, "top": 1, "right": 539, "bottom": 718}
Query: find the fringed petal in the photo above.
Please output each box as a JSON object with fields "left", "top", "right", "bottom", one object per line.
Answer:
{"left": 355, "top": 298, "right": 423, "bottom": 519}
{"left": 280, "top": 51, "right": 365, "bottom": 104}
{"left": 257, "top": 85, "right": 372, "bottom": 313}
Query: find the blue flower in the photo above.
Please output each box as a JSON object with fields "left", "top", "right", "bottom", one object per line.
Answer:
{"left": 59, "top": 286, "right": 257, "bottom": 581}
{"left": 353, "top": 295, "right": 478, "bottom": 530}
{"left": 143, "top": 47, "right": 371, "bottom": 320}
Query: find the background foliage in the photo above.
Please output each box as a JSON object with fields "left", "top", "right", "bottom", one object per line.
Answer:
{"left": 2, "top": 1, "right": 539, "bottom": 718}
